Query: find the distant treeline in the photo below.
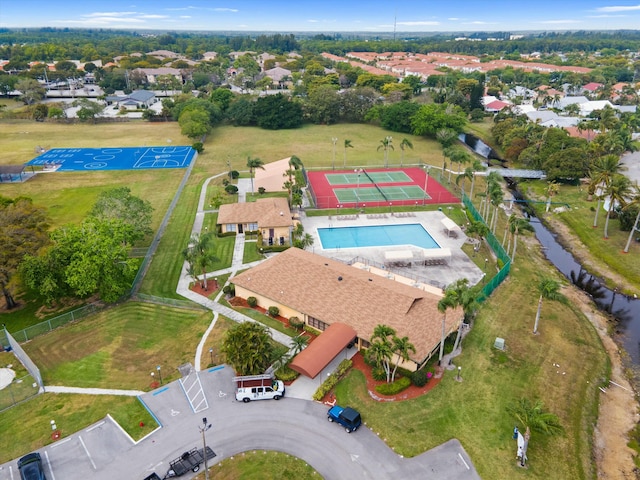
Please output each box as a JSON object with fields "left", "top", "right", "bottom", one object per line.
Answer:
{"left": 1, "top": 28, "right": 640, "bottom": 63}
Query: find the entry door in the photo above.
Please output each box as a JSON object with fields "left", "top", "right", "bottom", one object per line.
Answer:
{"left": 238, "top": 224, "right": 244, "bottom": 233}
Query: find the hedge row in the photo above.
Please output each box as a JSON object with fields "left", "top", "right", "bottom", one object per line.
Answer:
{"left": 312, "top": 359, "right": 353, "bottom": 401}
{"left": 375, "top": 376, "right": 411, "bottom": 396}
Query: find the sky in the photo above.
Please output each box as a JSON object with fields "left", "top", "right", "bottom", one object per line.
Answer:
{"left": 2, "top": 1, "right": 640, "bottom": 33}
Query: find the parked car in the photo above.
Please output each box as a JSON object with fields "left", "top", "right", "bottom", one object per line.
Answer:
{"left": 327, "top": 405, "right": 362, "bottom": 433}
{"left": 17, "top": 452, "right": 47, "bottom": 480}
{"left": 234, "top": 374, "right": 285, "bottom": 402}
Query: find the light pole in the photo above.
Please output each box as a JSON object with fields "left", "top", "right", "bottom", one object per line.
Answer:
{"left": 156, "top": 365, "right": 162, "bottom": 385}
{"left": 457, "top": 366, "right": 462, "bottom": 381}
{"left": 199, "top": 417, "right": 212, "bottom": 480}
{"left": 332, "top": 137, "right": 338, "bottom": 170}
{"left": 209, "top": 347, "right": 214, "bottom": 366}
{"left": 150, "top": 372, "right": 155, "bottom": 385}
{"left": 354, "top": 168, "right": 362, "bottom": 208}
{"left": 423, "top": 165, "right": 430, "bottom": 206}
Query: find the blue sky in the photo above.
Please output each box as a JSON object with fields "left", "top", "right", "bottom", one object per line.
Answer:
{"left": 2, "top": 1, "right": 640, "bottom": 32}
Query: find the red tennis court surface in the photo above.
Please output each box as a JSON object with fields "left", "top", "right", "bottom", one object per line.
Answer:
{"left": 307, "top": 167, "right": 459, "bottom": 209}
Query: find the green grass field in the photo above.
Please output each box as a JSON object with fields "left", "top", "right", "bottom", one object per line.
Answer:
{"left": 198, "top": 450, "right": 318, "bottom": 480}
{"left": 23, "top": 301, "right": 211, "bottom": 389}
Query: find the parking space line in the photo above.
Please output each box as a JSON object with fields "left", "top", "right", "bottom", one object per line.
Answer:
{"left": 44, "top": 450, "right": 56, "bottom": 480}
{"left": 78, "top": 436, "right": 97, "bottom": 470}
{"left": 86, "top": 421, "right": 105, "bottom": 432}
{"left": 49, "top": 437, "right": 72, "bottom": 449}
{"left": 208, "top": 365, "right": 224, "bottom": 373}
{"left": 458, "top": 452, "right": 470, "bottom": 469}
{"left": 152, "top": 386, "right": 169, "bottom": 396}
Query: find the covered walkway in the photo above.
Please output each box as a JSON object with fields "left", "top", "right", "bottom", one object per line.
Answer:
{"left": 290, "top": 323, "right": 357, "bottom": 379}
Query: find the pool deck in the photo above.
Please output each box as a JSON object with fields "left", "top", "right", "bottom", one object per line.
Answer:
{"left": 300, "top": 210, "right": 485, "bottom": 290}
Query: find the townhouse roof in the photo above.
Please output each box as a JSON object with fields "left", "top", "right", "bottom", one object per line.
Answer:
{"left": 217, "top": 197, "right": 293, "bottom": 229}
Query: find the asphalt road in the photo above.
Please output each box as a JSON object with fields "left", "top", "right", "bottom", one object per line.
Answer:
{"left": 0, "top": 366, "right": 480, "bottom": 480}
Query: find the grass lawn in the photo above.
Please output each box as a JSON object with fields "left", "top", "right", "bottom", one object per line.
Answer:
{"left": 0, "top": 393, "right": 157, "bottom": 463}
{"left": 519, "top": 179, "right": 640, "bottom": 293}
{"left": 197, "top": 450, "right": 318, "bottom": 480}
{"left": 335, "top": 236, "right": 607, "bottom": 480}
{"left": 23, "top": 302, "right": 211, "bottom": 389}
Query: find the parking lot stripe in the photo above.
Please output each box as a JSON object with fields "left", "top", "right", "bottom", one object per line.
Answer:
{"left": 86, "top": 421, "right": 105, "bottom": 432}
{"left": 458, "top": 452, "right": 470, "bottom": 470}
{"left": 44, "top": 450, "right": 56, "bottom": 480}
{"left": 152, "top": 386, "right": 169, "bottom": 396}
{"left": 49, "top": 437, "right": 72, "bottom": 449}
{"left": 78, "top": 436, "right": 97, "bottom": 470}
{"left": 208, "top": 365, "right": 225, "bottom": 373}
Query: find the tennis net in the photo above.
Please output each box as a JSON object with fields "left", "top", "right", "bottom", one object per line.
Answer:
{"left": 362, "top": 169, "right": 389, "bottom": 201}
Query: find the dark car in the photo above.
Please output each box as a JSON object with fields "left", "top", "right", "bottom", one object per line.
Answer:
{"left": 327, "top": 405, "right": 362, "bottom": 433}
{"left": 17, "top": 452, "right": 47, "bottom": 480}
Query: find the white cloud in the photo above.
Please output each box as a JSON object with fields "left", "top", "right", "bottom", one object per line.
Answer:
{"left": 537, "top": 19, "right": 582, "bottom": 24}
{"left": 462, "top": 21, "right": 494, "bottom": 25}
{"left": 308, "top": 19, "right": 318, "bottom": 23}
{"left": 84, "top": 11, "right": 138, "bottom": 18}
{"left": 587, "top": 14, "right": 627, "bottom": 18}
{"left": 214, "top": 8, "right": 239, "bottom": 12}
{"left": 397, "top": 21, "right": 440, "bottom": 26}
{"left": 179, "top": 15, "right": 191, "bottom": 19}
{"left": 596, "top": 4, "right": 640, "bottom": 12}
{"left": 139, "top": 15, "right": 168, "bottom": 19}
{"left": 448, "top": 17, "right": 460, "bottom": 21}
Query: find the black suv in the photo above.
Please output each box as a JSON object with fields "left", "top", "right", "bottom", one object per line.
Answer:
{"left": 17, "top": 452, "right": 47, "bottom": 480}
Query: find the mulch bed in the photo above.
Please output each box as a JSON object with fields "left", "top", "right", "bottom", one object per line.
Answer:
{"left": 322, "top": 352, "right": 442, "bottom": 404}
{"left": 190, "top": 280, "right": 219, "bottom": 298}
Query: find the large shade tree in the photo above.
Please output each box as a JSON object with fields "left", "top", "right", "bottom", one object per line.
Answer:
{"left": 0, "top": 197, "right": 50, "bottom": 309}
{"left": 221, "top": 321, "right": 273, "bottom": 375}
{"left": 89, "top": 187, "right": 153, "bottom": 243}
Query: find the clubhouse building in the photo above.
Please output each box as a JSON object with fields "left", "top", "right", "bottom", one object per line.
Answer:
{"left": 231, "top": 248, "right": 464, "bottom": 376}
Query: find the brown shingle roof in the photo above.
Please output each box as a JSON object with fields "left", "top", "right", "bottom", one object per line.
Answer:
{"left": 217, "top": 197, "right": 293, "bottom": 228}
{"left": 232, "top": 249, "right": 463, "bottom": 362}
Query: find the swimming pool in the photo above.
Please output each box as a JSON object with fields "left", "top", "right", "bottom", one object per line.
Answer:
{"left": 318, "top": 224, "right": 440, "bottom": 249}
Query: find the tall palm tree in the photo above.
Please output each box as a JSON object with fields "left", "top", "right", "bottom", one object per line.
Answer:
{"left": 390, "top": 336, "right": 416, "bottom": 382}
{"left": 533, "top": 278, "right": 566, "bottom": 334}
{"left": 288, "top": 155, "right": 303, "bottom": 171}
{"left": 545, "top": 181, "right": 559, "bottom": 213}
{"left": 603, "top": 174, "right": 632, "bottom": 239}
{"left": 246, "top": 156, "right": 265, "bottom": 193}
{"left": 443, "top": 278, "right": 479, "bottom": 353}
{"left": 437, "top": 288, "right": 461, "bottom": 362}
{"left": 623, "top": 183, "right": 640, "bottom": 253}
{"left": 377, "top": 136, "right": 394, "bottom": 168}
{"left": 399, "top": 138, "right": 413, "bottom": 167}
{"left": 343, "top": 139, "right": 353, "bottom": 167}
{"left": 488, "top": 183, "right": 504, "bottom": 234}
{"left": 507, "top": 398, "right": 563, "bottom": 436}
{"left": 290, "top": 333, "right": 309, "bottom": 355}
{"left": 183, "top": 233, "right": 219, "bottom": 290}
{"left": 588, "top": 154, "right": 625, "bottom": 228}
{"left": 368, "top": 324, "right": 396, "bottom": 383}
{"left": 507, "top": 214, "right": 534, "bottom": 263}
{"left": 456, "top": 167, "right": 474, "bottom": 196}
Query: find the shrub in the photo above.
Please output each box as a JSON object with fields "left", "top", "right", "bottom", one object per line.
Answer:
{"left": 222, "top": 178, "right": 230, "bottom": 186}
{"left": 192, "top": 142, "right": 204, "bottom": 153}
{"left": 258, "top": 187, "right": 266, "bottom": 194}
{"left": 375, "top": 377, "right": 411, "bottom": 396}
{"left": 247, "top": 296, "right": 258, "bottom": 307}
{"left": 371, "top": 366, "right": 387, "bottom": 381}
{"left": 411, "top": 369, "right": 428, "bottom": 387}
{"left": 230, "top": 170, "right": 240, "bottom": 179}
{"left": 225, "top": 184, "right": 238, "bottom": 194}
{"left": 275, "top": 364, "right": 299, "bottom": 382}
{"left": 288, "top": 316, "right": 304, "bottom": 329}
{"left": 312, "top": 359, "right": 353, "bottom": 401}
{"left": 268, "top": 306, "right": 280, "bottom": 317}
{"left": 222, "top": 285, "right": 231, "bottom": 295}
{"left": 227, "top": 284, "right": 235, "bottom": 296}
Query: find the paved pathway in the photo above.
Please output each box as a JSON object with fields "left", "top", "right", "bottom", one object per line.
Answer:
{"left": 44, "top": 386, "right": 144, "bottom": 396}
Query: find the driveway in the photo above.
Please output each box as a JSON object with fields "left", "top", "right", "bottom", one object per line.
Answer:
{"left": 0, "top": 366, "right": 480, "bottom": 480}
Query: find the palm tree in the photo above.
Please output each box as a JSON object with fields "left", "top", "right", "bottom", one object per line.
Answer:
{"left": 507, "top": 214, "right": 534, "bottom": 263}
{"left": 377, "top": 136, "right": 394, "bottom": 168}
{"left": 183, "top": 233, "right": 218, "bottom": 290}
{"left": 545, "top": 181, "right": 559, "bottom": 213}
{"left": 466, "top": 219, "right": 490, "bottom": 255}
{"left": 399, "top": 138, "right": 413, "bottom": 167}
{"left": 447, "top": 149, "right": 471, "bottom": 183}
{"left": 533, "top": 278, "right": 566, "bottom": 334}
{"left": 488, "top": 182, "right": 504, "bottom": 234}
{"left": 603, "top": 174, "right": 632, "bottom": 239}
{"left": 221, "top": 322, "right": 273, "bottom": 375}
{"left": 623, "top": 183, "right": 640, "bottom": 253}
{"left": 437, "top": 288, "right": 461, "bottom": 362}
{"left": 288, "top": 155, "right": 303, "bottom": 171}
{"left": 456, "top": 167, "right": 474, "bottom": 196}
{"left": 368, "top": 324, "right": 396, "bottom": 382}
{"left": 436, "top": 128, "right": 458, "bottom": 148}
{"left": 588, "top": 154, "right": 625, "bottom": 228}
{"left": 443, "top": 278, "right": 479, "bottom": 353}
{"left": 343, "top": 139, "right": 353, "bottom": 167}
{"left": 390, "top": 336, "right": 416, "bottom": 382}
{"left": 283, "top": 179, "right": 294, "bottom": 207}
{"left": 247, "top": 156, "right": 265, "bottom": 193}
{"left": 507, "top": 398, "right": 563, "bottom": 436}
{"left": 290, "top": 334, "right": 309, "bottom": 355}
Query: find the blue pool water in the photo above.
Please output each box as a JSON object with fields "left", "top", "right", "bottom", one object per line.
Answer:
{"left": 318, "top": 224, "right": 440, "bottom": 249}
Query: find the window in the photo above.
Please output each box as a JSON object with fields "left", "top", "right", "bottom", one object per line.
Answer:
{"left": 226, "top": 224, "right": 236, "bottom": 233}
{"left": 308, "top": 317, "right": 328, "bottom": 331}
{"left": 360, "top": 339, "right": 370, "bottom": 349}
{"left": 248, "top": 223, "right": 258, "bottom": 231}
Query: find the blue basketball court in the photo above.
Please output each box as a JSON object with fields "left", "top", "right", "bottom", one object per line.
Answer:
{"left": 25, "top": 146, "right": 196, "bottom": 171}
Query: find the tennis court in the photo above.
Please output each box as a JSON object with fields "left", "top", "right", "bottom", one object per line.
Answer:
{"left": 307, "top": 167, "right": 459, "bottom": 209}
{"left": 335, "top": 186, "right": 428, "bottom": 203}
{"left": 326, "top": 170, "right": 411, "bottom": 185}
{"left": 25, "top": 146, "right": 196, "bottom": 171}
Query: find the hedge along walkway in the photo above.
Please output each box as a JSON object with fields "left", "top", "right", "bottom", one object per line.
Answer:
{"left": 177, "top": 175, "right": 294, "bottom": 372}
